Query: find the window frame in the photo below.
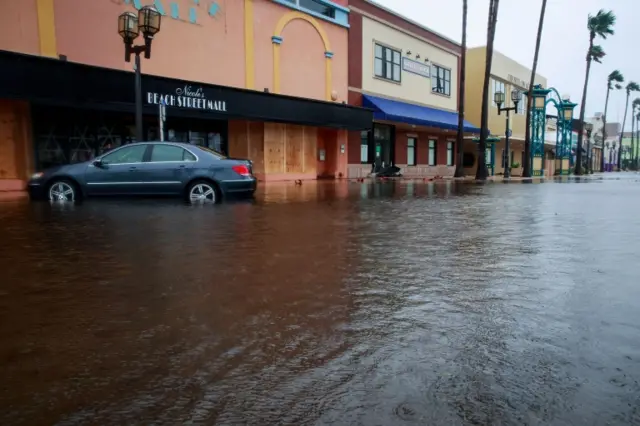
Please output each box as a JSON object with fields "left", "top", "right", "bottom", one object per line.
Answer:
{"left": 446, "top": 141, "right": 454, "bottom": 166}
{"left": 374, "top": 42, "right": 402, "bottom": 83}
{"left": 428, "top": 139, "right": 437, "bottom": 166}
{"left": 360, "top": 130, "right": 369, "bottom": 164}
{"left": 100, "top": 144, "right": 149, "bottom": 165}
{"left": 407, "top": 137, "right": 417, "bottom": 166}
{"left": 281, "top": 0, "right": 336, "bottom": 18}
{"left": 431, "top": 64, "right": 452, "bottom": 97}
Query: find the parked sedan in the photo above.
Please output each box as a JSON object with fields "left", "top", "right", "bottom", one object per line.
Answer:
{"left": 28, "top": 142, "right": 257, "bottom": 203}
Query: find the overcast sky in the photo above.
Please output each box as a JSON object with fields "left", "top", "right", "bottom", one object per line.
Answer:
{"left": 374, "top": 0, "right": 640, "bottom": 129}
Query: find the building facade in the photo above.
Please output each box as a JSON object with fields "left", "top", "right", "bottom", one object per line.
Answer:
{"left": 463, "top": 48, "right": 548, "bottom": 177}
{"left": 346, "top": 0, "right": 478, "bottom": 179}
{"left": 0, "top": 0, "right": 373, "bottom": 190}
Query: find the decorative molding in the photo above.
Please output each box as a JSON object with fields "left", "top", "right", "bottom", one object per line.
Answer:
{"left": 271, "top": 36, "right": 283, "bottom": 45}
{"left": 325, "top": 51, "right": 334, "bottom": 58}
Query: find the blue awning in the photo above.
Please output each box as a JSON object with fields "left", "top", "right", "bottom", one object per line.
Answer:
{"left": 362, "top": 94, "right": 480, "bottom": 133}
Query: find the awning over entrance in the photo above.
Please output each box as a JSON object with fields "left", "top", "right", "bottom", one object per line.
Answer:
{"left": 362, "top": 94, "right": 480, "bottom": 133}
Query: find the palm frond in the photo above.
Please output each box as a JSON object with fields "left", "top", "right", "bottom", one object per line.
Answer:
{"left": 608, "top": 69, "right": 624, "bottom": 83}
{"left": 590, "top": 45, "right": 606, "bottom": 63}
{"left": 627, "top": 81, "right": 640, "bottom": 93}
{"left": 615, "top": 84, "right": 623, "bottom": 90}
{"left": 590, "top": 9, "right": 616, "bottom": 38}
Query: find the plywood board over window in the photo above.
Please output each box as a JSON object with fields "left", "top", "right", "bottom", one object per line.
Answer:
{"left": 264, "top": 123, "right": 286, "bottom": 173}
{"left": 286, "top": 124, "right": 304, "bottom": 173}
{"left": 303, "top": 127, "right": 317, "bottom": 173}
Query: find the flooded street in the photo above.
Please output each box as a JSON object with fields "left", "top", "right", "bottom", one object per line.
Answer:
{"left": 1, "top": 176, "right": 640, "bottom": 425}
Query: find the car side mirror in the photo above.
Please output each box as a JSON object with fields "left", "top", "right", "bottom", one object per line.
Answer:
{"left": 93, "top": 159, "right": 105, "bottom": 168}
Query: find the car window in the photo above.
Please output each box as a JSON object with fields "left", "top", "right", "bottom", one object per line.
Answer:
{"left": 150, "top": 144, "right": 191, "bottom": 162}
{"left": 194, "top": 145, "right": 226, "bottom": 159}
{"left": 183, "top": 150, "right": 197, "bottom": 162}
{"left": 102, "top": 145, "right": 147, "bottom": 164}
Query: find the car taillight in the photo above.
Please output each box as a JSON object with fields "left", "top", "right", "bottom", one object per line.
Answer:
{"left": 232, "top": 164, "right": 251, "bottom": 177}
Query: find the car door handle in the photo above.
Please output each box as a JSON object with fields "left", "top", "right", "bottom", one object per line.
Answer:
{"left": 129, "top": 166, "right": 137, "bottom": 171}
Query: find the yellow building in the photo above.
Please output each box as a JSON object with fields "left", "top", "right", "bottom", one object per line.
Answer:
{"left": 463, "top": 47, "right": 547, "bottom": 176}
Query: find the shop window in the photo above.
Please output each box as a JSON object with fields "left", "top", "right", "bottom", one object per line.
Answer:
{"left": 521, "top": 151, "right": 526, "bottom": 165}
{"left": 446, "top": 141, "right": 454, "bottom": 166}
{"left": 501, "top": 149, "right": 506, "bottom": 168}
{"left": 431, "top": 65, "right": 451, "bottom": 96}
{"left": 485, "top": 147, "right": 492, "bottom": 165}
{"left": 510, "top": 150, "right": 515, "bottom": 167}
{"left": 299, "top": 0, "right": 335, "bottom": 18}
{"left": 516, "top": 90, "right": 526, "bottom": 114}
{"left": 407, "top": 138, "right": 416, "bottom": 166}
{"left": 374, "top": 43, "right": 401, "bottom": 83}
{"left": 360, "top": 131, "right": 369, "bottom": 163}
{"left": 102, "top": 145, "right": 147, "bottom": 164}
{"left": 428, "top": 139, "right": 437, "bottom": 166}
{"left": 491, "top": 79, "right": 505, "bottom": 107}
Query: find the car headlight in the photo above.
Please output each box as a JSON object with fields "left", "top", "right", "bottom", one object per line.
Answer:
{"left": 31, "top": 172, "right": 44, "bottom": 180}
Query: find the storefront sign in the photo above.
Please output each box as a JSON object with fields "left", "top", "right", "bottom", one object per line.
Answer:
{"left": 146, "top": 85, "right": 227, "bottom": 112}
{"left": 121, "top": 0, "right": 220, "bottom": 24}
{"left": 402, "top": 57, "right": 430, "bottom": 78}
{"left": 507, "top": 74, "right": 530, "bottom": 90}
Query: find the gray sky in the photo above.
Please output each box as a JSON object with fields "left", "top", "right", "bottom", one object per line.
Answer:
{"left": 374, "top": 0, "right": 640, "bottom": 130}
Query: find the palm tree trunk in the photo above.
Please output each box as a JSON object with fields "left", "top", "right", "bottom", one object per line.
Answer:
{"left": 523, "top": 0, "right": 547, "bottom": 178}
{"left": 575, "top": 38, "right": 594, "bottom": 175}
{"left": 476, "top": 0, "right": 499, "bottom": 180}
{"left": 636, "top": 116, "right": 639, "bottom": 169}
{"left": 601, "top": 86, "right": 610, "bottom": 172}
{"left": 632, "top": 114, "right": 635, "bottom": 170}
{"left": 618, "top": 94, "right": 630, "bottom": 170}
{"left": 454, "top": 0, "right": 468, "bottom": 178}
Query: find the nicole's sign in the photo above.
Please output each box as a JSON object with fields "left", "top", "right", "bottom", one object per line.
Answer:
{"left": 147, "top": 85, "right": 227, "bottom": 112}
{"left": 402, "top": 57, "right": 430, "bottom": 78}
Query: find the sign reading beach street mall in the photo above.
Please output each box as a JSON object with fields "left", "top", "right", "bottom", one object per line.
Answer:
{"left": 402, "top": 57, "right": 430, "bottom": 78}
{"left": 146, "top": 85, "right": 227, "bottom": 112}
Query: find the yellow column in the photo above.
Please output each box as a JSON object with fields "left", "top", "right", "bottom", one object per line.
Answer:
{"left": 36, "top": 0, "right": 57, "bottom": 57}
{"left": 244, "top": 0, "right": 255, "bottom": 89}
{"left": 272, "top": 37, "right": 282, "bottom": 94}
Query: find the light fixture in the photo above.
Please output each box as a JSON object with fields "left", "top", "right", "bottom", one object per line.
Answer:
{"left": 406, "top": 50, "right": 411, "bottom": 56}
{"left": 510, "top": 89, "right": 521, "bottom": 104}
{"left": 415, "top": 54, "right": 420, "bottom": 59}
{"left": 493, "top": 91, "right": 506, "bottom": 108}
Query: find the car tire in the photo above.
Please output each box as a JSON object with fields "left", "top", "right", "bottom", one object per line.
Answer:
{"left": 186, "top": 180, "right": 219, "bottom": 204}
{"left": 47, "top": 179, "right": 80, "bottom": 203}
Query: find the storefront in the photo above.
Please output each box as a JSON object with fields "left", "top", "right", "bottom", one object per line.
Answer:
{"left": 0, "top": 50, "right": 373, "bottom": 187}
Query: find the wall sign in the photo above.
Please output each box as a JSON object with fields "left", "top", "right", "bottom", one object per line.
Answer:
{"left": 402, "top": 57, "right": 430, "bottom": 78}
{"left": 146, "top": 85, "right": 227, "bottom": 112}
{"left": 121, "top": 0, "right": 220, "bottom": 25}
{"left": 507, "top": 74, "right": 530, "bottom": 90}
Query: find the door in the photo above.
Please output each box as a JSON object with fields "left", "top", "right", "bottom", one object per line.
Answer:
{"left": 84, "top": 144, "right": 149, "bottom": 195}
{"left": 137, "top": 143, "right": 198, "bottom": 194}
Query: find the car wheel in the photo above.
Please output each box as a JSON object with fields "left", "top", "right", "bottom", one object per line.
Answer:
{"left": 47, "top": 179, "right": 78, "bottom": 203}
{"left": 187, "top": 180, "right": 218, "bottom": 204}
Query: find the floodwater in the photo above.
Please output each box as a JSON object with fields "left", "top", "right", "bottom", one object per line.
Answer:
{"left": 1, "top": 176, "right": 640, "bottom": 425}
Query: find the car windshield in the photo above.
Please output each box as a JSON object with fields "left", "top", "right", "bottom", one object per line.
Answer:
{"left": 194, "top": 145, "right": 227, "bottom": 159}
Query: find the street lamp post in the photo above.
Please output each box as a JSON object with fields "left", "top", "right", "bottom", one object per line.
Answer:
{"left": 558, "top": 99, "right": 577, "bottom": 175}
{"left": 610, "top": 142, "right": 616, "bottom": 171}
{"left": 584, "top": 122, "right": 593, "bottom": 174}
{"left": 495, "top": 89, "right": 521, "bottom": 178}
{"left": 118, "top": 6, "right": 162, "bottom": 143}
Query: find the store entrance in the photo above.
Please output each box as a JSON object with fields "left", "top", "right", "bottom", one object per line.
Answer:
{"left": 31, "top": 105, "right": 228, "bottom": 170}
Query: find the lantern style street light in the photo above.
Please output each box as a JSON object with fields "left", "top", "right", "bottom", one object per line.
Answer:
{"left": 584, "top": 122, "right": 593, "bottom": 174}
{"left": 494, "top": 89, "right": 521, "bottom": 178}
{"left": 118, "top": 6, "right": 162, "bottom": 143}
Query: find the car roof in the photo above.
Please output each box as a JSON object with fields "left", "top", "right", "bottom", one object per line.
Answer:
{"left": 130, "top": 141, "right": 194, "bottom": 148}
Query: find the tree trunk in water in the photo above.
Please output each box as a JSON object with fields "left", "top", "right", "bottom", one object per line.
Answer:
{"left": 575, "top": 39, "right": 594, "bottom": 176}
{"left": 618, "top": 95, "right": 629, "bottom": 171}
{"left": 523, "top": 0, "right": 547, "bottom": 178}
{"left": 453, "top": 0, "right": 468, "bottom": 178}
{"left": 475, "top": 0, "right": 499, "bottom": 180}
{"left": 601, "top": 86, "right": 610, "bottom": 172}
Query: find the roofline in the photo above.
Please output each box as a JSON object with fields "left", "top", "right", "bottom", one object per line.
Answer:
{"left": 467, "top": 46, "right": 548, "bottom": 82}
{"left": 360, "top": 0, "right": 461, "bottom": 48}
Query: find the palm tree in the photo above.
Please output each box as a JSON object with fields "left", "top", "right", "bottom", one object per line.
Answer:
{"left": 575, "top": 9, "right": 616, "bottom": 175}
{"left": 454, "top": 0, "right": 468, "bottom": 178}
{"left": 617, "top": 82, "right": 640, "bottom": 170}
{"left": 601, "top": 70, "right": 624, "bottom": 172}
{"left": 636, "top": 111, "right": 640, "bottom": 169}
{"left": 476, "top": 0, "right": 500, "bottom": 180}
{"left": 523, "top": 0, "right": 548, "bottom": 178}
{"left": 631, "top": 98, "right": 640, "bottom": 169}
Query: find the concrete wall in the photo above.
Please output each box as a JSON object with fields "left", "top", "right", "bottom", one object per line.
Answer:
{"left": 0, "top": 0, "right": 348, "bottom": 102}
{"left": 360, "top": 16, "right": 458, "bottom": 111}
{"left": 465, "top": 47, "right": 547, "bottom": 140}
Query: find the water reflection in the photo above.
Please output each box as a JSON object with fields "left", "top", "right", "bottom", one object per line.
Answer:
{"left": 1, "top": 177, "right": 640, "bottom": 425}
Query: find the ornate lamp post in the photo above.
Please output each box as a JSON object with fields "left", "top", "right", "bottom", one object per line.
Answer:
{"left": 557, "top": 98, "right": 577, "bottom": 175}
{"left": 584, "top": 122, "right": 593, "bottom": 174}
{"left": 527, "top": 85, "right": 551, "bottom": 176}
{"left": 494, "top": 89, "right": 521, "bottom": 178}
{"left": 118, "top": 6, "right": 162, "bottom": 143}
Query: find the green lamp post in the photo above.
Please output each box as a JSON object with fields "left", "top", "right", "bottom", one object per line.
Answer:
{"left": 556, "top": 98, "right": 577, "bottom": 175}
{"left": 527, "top": 85, "right": 551, "bottom": 176}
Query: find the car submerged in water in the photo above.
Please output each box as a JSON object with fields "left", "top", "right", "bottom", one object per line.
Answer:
{"left": 28, "top": 142, "right": 257, "bottom": 204}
